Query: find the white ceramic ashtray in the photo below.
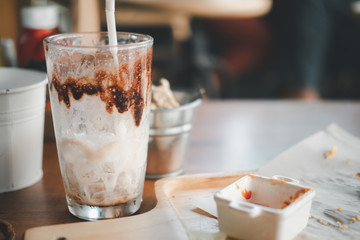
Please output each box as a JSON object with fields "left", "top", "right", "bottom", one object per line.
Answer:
{"left": 214, "top": 174, "right": 315, "bottom": 240}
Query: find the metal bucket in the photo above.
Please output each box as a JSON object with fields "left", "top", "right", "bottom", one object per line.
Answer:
{"left": 0, "top": 67, "right": 47, "bottom": 193}
{"left": 146, "top": 89, "right": 202, "bottom": 179}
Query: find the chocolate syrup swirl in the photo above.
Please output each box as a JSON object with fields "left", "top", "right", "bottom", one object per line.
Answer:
{"left": 50, "top": 50, "right": 152, "bottom": 126}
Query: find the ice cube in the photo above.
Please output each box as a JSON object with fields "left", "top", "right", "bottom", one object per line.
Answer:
{"left": 86, "top": 182, "right": 105, "bottom": 201}
{"left": 91, "top": 191, "right": 105, "bottom": 205}
{"left": 76, "top": 164, "right": 101, "bottom": 183}
{"left": 93, "top": 140, "right": 122, "bottom": 164}
{"left": 60, "top": 138, "right": 89, "bottom": 164}
{"left": 74, "top": 54, "right": 95, "bottom": 77}
{"left": 101, "top": 161, "right": 116, "bottom": 174}
{"left": 53, "top": 51, "right": 71, "bottom": 82}
{"left": 87, "top": 182, "right": 105, "bottom": 193}
{"left": 102, "top": 174, "right": 117, "bottom": 192}
{"left": 70, "top": 52, "right": 84, "bottom": 77}
{"left": 65, "top": 164, "right": 78, "bottom": 188}
{"left": 95, "top": 51, "right": 114, "bottom": 69}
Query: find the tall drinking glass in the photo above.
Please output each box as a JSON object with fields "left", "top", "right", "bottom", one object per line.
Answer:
{"left": 44, "top": 32, "right": 153, "bottom": 220}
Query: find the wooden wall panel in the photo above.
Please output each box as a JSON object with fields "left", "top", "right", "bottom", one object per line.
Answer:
{"left": 0, "top": 0, "right": 20, "bottom": 41}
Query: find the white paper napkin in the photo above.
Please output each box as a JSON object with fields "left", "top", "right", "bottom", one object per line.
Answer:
{"left": 257, "top": 123, "right": 360, "bottom": 239}
{"left": 194, "top": 123, "right": 360, "bottom": 239}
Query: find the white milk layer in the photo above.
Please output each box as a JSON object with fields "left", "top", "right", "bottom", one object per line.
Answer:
{"left": 50, "top": 91, "right": 150, "bottom": 206}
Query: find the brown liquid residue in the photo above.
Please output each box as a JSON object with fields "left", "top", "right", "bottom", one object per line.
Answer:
{"left": 67, "top": 192, "right": 140, "bottom": 207}
{"left": 271, "top": 178, "right": 287, "bottom": 185}
{"left": 50, "top": 50, "right": 152, "bottom": 126}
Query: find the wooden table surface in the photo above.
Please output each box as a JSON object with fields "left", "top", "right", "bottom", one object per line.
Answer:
{"left": 1, "top": 100, "right": 360, "bottom": 240}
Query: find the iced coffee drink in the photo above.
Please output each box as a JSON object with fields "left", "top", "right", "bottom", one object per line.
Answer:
{"left": 44, "top": 33, "right": 153, "bottom": 220}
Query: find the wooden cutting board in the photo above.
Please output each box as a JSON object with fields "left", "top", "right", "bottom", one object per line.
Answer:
{"left": 25, "top": 172, "right": 250, "bottom": 240}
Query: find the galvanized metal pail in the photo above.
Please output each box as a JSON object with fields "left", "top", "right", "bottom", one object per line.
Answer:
{"left": 146, "top": 89, "right": 202, "bottom": 179}
{"left": 0, "top": 67, "right": 47, "bottom": 192}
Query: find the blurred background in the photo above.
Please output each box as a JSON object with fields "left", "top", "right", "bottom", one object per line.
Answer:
{"left": 1, "top": 0, "right": 360, "bottom": 100}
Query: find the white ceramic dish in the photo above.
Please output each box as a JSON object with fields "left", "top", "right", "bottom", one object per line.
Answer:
{"left": 214, "top": 174, "right": 315, "bottom": 240}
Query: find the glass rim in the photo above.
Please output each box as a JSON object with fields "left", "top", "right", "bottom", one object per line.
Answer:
{"left": 43, "top": 32, "right": 153, "bottom": 50}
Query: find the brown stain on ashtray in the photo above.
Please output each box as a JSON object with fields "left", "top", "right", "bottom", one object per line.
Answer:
{"left": 280, "top": 188, "right": 311, "bottom": 209}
